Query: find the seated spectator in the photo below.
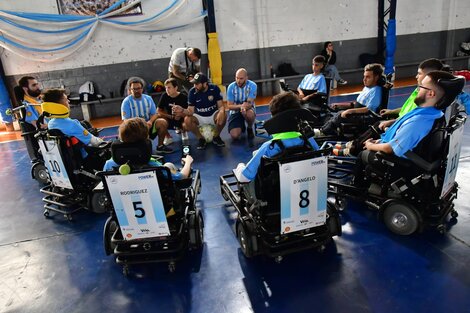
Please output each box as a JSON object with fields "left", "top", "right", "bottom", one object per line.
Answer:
{"left": 226, "top": 68, "right": 257, "bottom": 140}
{"left": 183, "top": 73, "right": 227, "bottom": 149}
{"left": 121, "top": 78, "right": 173, "bottom": 154}
{"left": 103, "top": 117, "right": 193, "bottom": 180}
{"left": 41, "top": 88, "right": 105, "bottom": 169}
{"left": 157, "top": 78, "right": 189, "bottom": 145}
{"left": 316, "top": 63, "right": 383, "bottom": 136}
{"left": 297, "top": 55, "right": 328, "bottom": 108}
{"left": 234, "top": 92, "right": 319, "bottom": 183}
{"left": 321, "top": 41, "right": 347, "bottom": 87}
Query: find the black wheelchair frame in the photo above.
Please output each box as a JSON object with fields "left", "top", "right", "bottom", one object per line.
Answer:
{"left": 221, "top": 109, "right": 342, "bottom": 261}
{"left": 98, "top": 140, "right": 203, "bottom": 274}
{"left": 312, "top": 77, "right": 393, "bottom": 145}
{"left": 37, "top": 129, "right": 110, "bottom": 220}
{"left": 327, "top": 99, "right": 466, "bottom": 235}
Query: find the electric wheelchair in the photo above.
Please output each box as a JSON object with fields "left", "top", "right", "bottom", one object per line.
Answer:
{"left": 255, "top": 78, "right": 332, "bottom": 139}
{"left": 312, "top": 76, "right": 393, "bottom": 145}
{"left": 221, "top": 108, "right": 342, "bottom": 262}
{"left": 98, "top": 140, "right": 203, "bottom": 275}
{"left": 327, "top": 76, "right": 466, "bottom": 235}
{"left": 5, "top": 103, "right": 49, "bottom": 184}
{"left": 36, "top": 128, "right": 111, "bottom": 220}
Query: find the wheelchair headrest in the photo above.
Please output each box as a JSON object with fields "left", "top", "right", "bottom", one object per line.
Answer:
{"left": 264, "top": 108, "right": 316, "bottom": 135}
{"left": 377, "top": 75, "right": 387, "bottom": 87}
{"left": 435, "top": 76, "right": 465, "bottom": 110}
{"left": 111, "top": 139, "right": 152, "bottom": 165}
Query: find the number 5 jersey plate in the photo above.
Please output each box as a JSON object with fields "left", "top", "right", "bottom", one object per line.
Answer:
{"left": 105, "top": 172, "right": 170, "bottom": 240}
{"left": 279, "top": 156, "right": 327, "bottom": 234}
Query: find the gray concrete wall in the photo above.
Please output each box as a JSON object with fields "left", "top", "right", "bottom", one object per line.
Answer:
{"left": 5, "top": 28, "right": 469, "bottom": 119}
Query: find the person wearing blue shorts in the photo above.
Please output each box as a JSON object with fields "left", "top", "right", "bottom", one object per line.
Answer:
{"left": 226, "top": 68, "right": 257, "bottom": 140}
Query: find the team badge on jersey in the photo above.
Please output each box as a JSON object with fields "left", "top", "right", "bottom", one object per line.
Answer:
{"left": 27, "top": 112, "right": 32, "bottom": 116}
{"left": 208, "top": 95, "right": 214, "bottom": 101}
{"left": 83, "top": 129, "right": 89, "bottom": 136}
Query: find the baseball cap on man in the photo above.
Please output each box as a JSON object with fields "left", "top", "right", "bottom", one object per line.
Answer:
{"left": 190, "top": 73, "right": 208, "bottom": 84}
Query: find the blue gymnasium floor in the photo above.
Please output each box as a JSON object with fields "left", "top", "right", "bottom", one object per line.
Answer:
{"left": 0, "top": 84, "right": 469, "bottom": 313}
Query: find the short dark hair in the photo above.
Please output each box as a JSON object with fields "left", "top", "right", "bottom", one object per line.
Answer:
{"left": 164, "top": 78, "right": 178, "bottom": 88}
{"left": 18, "top": 76, "right": 36, "bottom": 88}
{"left": 323, "top": 41, "right": 332, "bottom": 49}
{"left": 313, "top": 55, "right": 326, "bottom": 65}
{"left": 190, "top": 47, "right": 202, "bottom": 59}
{"left": 119, "top": 117, "right": 149, "bottom": 143}
{"left": 418, "top": 58, "right": 445, "bottom": 71}
{"left": 41, "top": 88, "right": 66, "bottom": 103}
{"left": 269, "top": 92, "right": 301, "bottom": 116}
{"left": 426, "top": 70, "right": 456, "bottom": 98}
{"left": 364, "top": 63, "right": 384, "bottom": 77}
{"left": 128, "top": 78, "right": 144, "bottom": 89}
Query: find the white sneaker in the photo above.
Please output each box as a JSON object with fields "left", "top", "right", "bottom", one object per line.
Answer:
{"left": 163, "top": 136, "right": 173, "bottom": 145}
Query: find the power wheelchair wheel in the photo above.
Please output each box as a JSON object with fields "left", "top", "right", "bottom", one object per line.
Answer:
{"left": 32, "top": 163, "right": 49, "bottom": 184}
{"left": 189, "top": 211, "right": 204, "bottom": 250}
{"left": 103, "top": 216, "right": 118, "bottom": 255}
{"left": 334, "top": 196, "right": 348, "bottom": 212}
{"left": 383, "top": 202, "right": 419, "bottom": 236}
{"left": 450, "top": 210, "right": 458, "bottom": 219}
{"left": 237, "top": 220, "right": 254, "bottom": 258}
{"left": 326, "top": 203, "right": 342, "bottom": 237}
{"left": 91, "top": 192, "right": 108, "bottom": 214}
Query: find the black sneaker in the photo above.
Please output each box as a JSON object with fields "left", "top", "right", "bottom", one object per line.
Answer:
{"left": 247, "top": 127, "right": 255, "bottom": 139}
{"left": 156, "top": 144, "right": 174, "bottom": 154}
{"left": 212, "top": 136, "right": 225, "bottom": 147}
{"left": 196, "top": 138, "right": 207, "bottom": 150}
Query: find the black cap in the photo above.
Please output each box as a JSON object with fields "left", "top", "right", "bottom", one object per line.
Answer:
{"left": 190, "top": 73, "right": 208, "bottom": 84}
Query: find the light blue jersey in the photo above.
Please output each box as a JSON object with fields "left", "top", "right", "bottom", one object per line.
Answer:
{"left": 298, "top": 73, "right": 327, "bottom": 93}
{"left": 48, "top": 118, "right": 95, "bottom": 158}
{"left": 121, "top": 94, "right": 157, "bottom": 121}
{"left": 227, "top": 80, "right": 257, "bottom": 114}
{"left": 356, "top": 86, "right": 382, "bottom": 112}
{"left": 242, "top": 137, "right": 319, "bottom": 181}
{"left": 381, "top": 107, "right": 443, "bottom": 157}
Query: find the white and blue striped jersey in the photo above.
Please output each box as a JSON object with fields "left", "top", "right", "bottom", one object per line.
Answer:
{"left": 121, "top": 94, "right": 157, "bottom": 121}
{"left": 356, "top": 86, "right": 382, "bottom": 112}
{"left": 298, "top": 73, "right": 327, "bottom": 93}
{"left": 226, "top": 80, "right": 257, "bottom": 115}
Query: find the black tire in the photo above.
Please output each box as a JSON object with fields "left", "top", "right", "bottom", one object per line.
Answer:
{"left": 91, "top": 192, "right": 108, "bottom": 214}
{"left": 103, "top": 216, "right": 118, "bottom": 255}
{"left": 237, "top": 221, "right": 253, "bottom": 258}
{"left": 335, "top": 196, "right": 347, "bottom": 211}
{"left": 33, "top": 163, "right": 49, "bottom": 185}
{"left": 327, "top": 203, "right": 342, "bottom": 237}
{"left": 189, "top": 211, "right": 204, "bottom": 249}
{"left": 383, "top": 202, "right": 419, "bottom": 236}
